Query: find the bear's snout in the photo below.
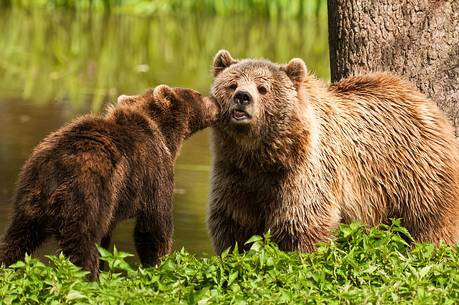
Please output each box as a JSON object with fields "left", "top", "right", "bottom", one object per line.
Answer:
{"left": 229, "top": 90, "right": 255, "bottom": 124}
{"left": 234, "top": 90, "right": 252, "bottom": 106}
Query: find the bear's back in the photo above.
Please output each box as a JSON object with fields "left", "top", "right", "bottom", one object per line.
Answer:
{"left": 316, "top": 72, "right": 459, "bottom": 229}
{"left": 20, "top": 113, "right": 170, "bottom": 210}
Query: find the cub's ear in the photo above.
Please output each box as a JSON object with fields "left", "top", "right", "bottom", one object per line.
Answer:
{"left": 213, "top": 49, "right": 237, "bottom": 76}
{"left": 282, "top": 58, "right": 307, "bottom": 84}
{"left": 117, "top": 94, "right": 131, "bottom": 104}
{"left": 203, "top": 96, "right": 220, "bottom": 124}
{"left": 153, "top": 84, "right": 176, "bottom": 107}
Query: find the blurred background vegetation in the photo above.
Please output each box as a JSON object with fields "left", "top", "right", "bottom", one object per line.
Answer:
{"left": 2, "top": 0, "right": 326, "bottom": 18}
{"left": 0, "top": 0, "right": 328, "bottom": 110}
{"left": 0, "top": 0, "right": 328, "bottom": 259}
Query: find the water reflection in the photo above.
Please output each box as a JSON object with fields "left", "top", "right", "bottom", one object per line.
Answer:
{"left": 0, "top": 9, "right": 329, "bottom": 260}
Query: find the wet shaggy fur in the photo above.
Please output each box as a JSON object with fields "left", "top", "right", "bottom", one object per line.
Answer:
{"left": 0, "top": 85, "right": 218, "bottom": 279}
{"left": 208, "top": 50, "right": 459, "bottom": 254}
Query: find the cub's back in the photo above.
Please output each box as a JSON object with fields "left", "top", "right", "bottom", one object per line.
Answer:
{"left": 17, "top": 114, "right": 169, "bottom": 211}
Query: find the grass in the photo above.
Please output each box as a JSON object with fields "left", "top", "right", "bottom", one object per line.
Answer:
{"left": 1, "top": 220, "right": 458, "bottom": 304}
{"left": 2, "top": 0, "right": 327, "bottom": 18}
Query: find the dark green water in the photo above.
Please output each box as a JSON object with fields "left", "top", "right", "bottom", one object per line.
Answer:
{"left": 0, "top": 9, "right": 329, "bottom": 260}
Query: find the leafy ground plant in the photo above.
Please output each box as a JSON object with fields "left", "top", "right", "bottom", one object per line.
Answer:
{"left": 0, "top": 220, "right": 458, "bottom": 304}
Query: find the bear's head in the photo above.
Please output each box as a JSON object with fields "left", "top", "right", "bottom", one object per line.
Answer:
{"left": 117, "top": 85, "right": 219, "bottom": 139}
{"left": 210, "top": 50, "right": 311, "bottom": 169}
{"left": 211, "top": 50, "right": 307, "bottom": 141}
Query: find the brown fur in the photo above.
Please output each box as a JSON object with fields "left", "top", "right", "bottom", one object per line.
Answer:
{"left": 208, "top": 50, "right": 459, "bottom": 254}
{"left": 0, "top": 85, "right": 218, "bottom": 279}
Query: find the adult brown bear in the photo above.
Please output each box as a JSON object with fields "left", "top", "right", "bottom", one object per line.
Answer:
{"left": 207, "top": 50, "right": 459, "bottom": 254}
{"left": 0, "top": 85, "right": 218, "bottom": 279}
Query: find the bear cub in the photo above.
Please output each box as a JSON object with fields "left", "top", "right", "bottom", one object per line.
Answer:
{"left": 208, "top": 50, "right": 459, "bottom": 255}
{"left": 0, "top": 85, "right": 218, "bottom": 279}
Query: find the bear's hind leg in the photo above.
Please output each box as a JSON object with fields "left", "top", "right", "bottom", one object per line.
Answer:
{"left": 0, "top": 214, "right": 47, "bottom": 266}
{"left": 57, "top": 223, "right": 102, "bottom": 281}
{"left": 405, "top": 217, "right": 459, "bottom": 246}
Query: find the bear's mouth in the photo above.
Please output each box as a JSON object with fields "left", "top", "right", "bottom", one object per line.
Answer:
{"left": 231, "top": 108, "right": 251, "bottom": 123}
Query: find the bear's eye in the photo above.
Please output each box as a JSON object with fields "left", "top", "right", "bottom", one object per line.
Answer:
{"left": 228, "top": 84, "right": 237, "bottom": 91}
{"left": 257, "top": 85, "right": 268, "bottom": 95}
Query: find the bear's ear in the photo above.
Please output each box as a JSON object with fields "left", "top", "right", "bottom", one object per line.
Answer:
{"left": 117, "top": 94, "right": 129, "bottom": 104}
{"left": 153, "top": 84, "right": 176, "bottom": 107}
{"left": 213, "top": 49, "right": 237, "bottom": 76}
{"left": 282, "top": 58, "right": 307, "bottom": 84}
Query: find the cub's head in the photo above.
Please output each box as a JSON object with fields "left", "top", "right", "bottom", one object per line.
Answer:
{"left": 211, "top": 49, "right": 308, "bottom": 142}
{"left": 117, "top": 85, "right": 219, "bottom": 138}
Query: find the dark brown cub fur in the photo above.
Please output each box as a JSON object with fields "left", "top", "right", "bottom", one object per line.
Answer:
{"left": 0, "top": 85, "right": 218, "bottom": 279}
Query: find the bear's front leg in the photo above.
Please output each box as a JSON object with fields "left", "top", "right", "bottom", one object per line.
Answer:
{"left": 267, "top": 208, "right": 340, "bottom": 253}
{"left": 208, "top": 208, "right": 259, "bottom": 255}
{"left": 270, "top": 226, "right": 332, "bottom": 252}
{"left": 270, "top": 218, "right": 338, "bottom": 252}
{"left": 134, "top": 209, "right": 173, "bottom": 267}
{"left": 98, "top": 232, "right": 112, "bottom": 271}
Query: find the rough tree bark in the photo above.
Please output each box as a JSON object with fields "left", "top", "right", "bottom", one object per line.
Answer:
{"left": 327, "top": 0, "right": 459, "bottom": 134}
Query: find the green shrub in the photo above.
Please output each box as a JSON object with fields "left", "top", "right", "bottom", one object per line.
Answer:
{"left": 1, "top": 220, "right": 458, "bottom": 304}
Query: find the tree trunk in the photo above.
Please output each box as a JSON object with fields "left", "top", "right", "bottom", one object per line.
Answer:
{"left": 327, "top": 0, "right": 459, "bottom": 135}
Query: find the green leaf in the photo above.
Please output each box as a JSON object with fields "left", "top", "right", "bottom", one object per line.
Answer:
{"left": 228, "top": 271, "right": 238, "bottom": 286}
{"left": 66, "top": 290, "right": 86, "bottom": 301}
{"left": 97, "top": 245, "right": 112, "bottom": 258}
{"left": 245, "top": 235, "right": 263, "bottom": 245}
{"left": 9, "top": 261, "right": 26, "bottom": 269}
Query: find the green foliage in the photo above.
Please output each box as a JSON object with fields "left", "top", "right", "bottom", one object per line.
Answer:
{"left": 1, "top": 221, "right": 458, "bottom": 304}
{"left": 3, "top": 0, "right": 327, "bottom": 18}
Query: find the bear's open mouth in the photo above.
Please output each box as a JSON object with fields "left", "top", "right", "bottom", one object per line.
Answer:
{"left": 231, "top": 109, "right": 251, "bottom": 122}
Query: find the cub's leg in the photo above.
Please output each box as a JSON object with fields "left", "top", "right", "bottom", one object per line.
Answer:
{"left": 55, "top": 193, "right": 110, "bottom": 280}
{"left": 134, "top": 208, "right": 173, "bottom": 267}
{"left": 0, "top": 214, "right": 47, "bottom": 266}
{"left": 98, "top": 232, "right": 112, "bottom": 271}
{"left": 134, "top": 176, "right": 174, "bottom": 267}
{"left": 100, "top": 233, "right": 112, "bottom": 250}
{"left": 57, "top": 222, "right": 102, "bottom": 281}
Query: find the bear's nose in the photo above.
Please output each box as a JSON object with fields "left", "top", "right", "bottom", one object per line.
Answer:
{"left": 234, "top": 90, "right": 252, "bottom": 105}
